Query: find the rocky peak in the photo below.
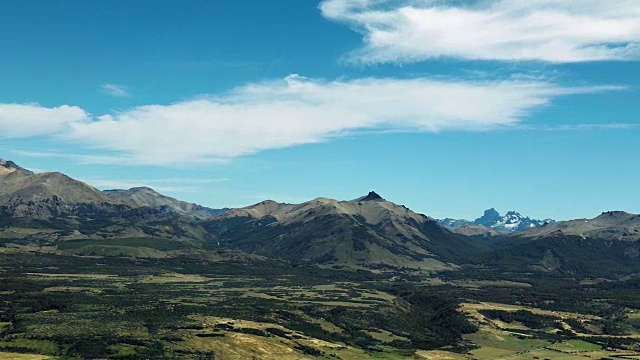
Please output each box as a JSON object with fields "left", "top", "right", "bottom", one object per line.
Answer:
{"left": 475, "top": 208, "right": 502, "bottom": 225}
{"left": 0, "top": 158, "right": 33, "bottom": 174}
{"left": 359, "top": 191, "right": 384, "bottom": 202}
{"left": 599, "top": 210, "right": 631, "bottom": 217}
{"left": 596, "top": 211, "right": 633, "bottom": 220}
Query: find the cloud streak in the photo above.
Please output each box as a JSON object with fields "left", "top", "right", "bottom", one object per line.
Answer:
{"left": 518, "top": 123, "right": 640, "bottom": 132}
{"left": 68, "top": 75, "right": 615, "bottom": 165}
{"left": 320, "top": 0, "right": 640, "bottom": 63}
{"left": 84, "top": 177, "right": 229, "bottom": 193}
{"left": 0, "top": 75, "right": 621, "bottom": 166}
{"left": 101, "top": 83, "right": 131, "bottom": 97}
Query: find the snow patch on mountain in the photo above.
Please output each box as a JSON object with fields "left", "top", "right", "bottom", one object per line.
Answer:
{"left": 438, "top": 208, "right": 554, "bottom": 233}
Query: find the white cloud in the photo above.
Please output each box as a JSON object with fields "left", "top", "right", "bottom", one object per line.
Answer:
{"left": 101, "top": 83, "right": 130, "bottom": 97}
{"left": 0, "top": 75, "right": 621, "bottom": 166}
{"left": 0, "top": 103, "right": 88, "bottom": 138}
{"left": 64, "top": 74, "right": 615, "bottom": 165}
{"left": 84, "top": 177, "right": 229, "bottom": 193}
{"left": 320, "top": 0, "right": 640, "bottom": 63}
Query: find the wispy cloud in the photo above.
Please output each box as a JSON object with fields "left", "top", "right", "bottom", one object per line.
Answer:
{"left": 320, "top": 0, "right": 640, "bottom": 63}
{"left": 240, "top": 193, "right": 312, "bottom": 205}
{"left": 1, "top": 75, "right": 623, "bottom": 166}
{"left": 10, "top": 150, "right": 134, "bottom": 165}
{"left": 101, "top": 83, "right": 131, "bottom": 97}
{"left": 85, "top": 177, "right": 228, "bottom": 193}
{"left": 517, "top": 123, "right": 640, "bottom": 131}
{"left": 65, "top": 75, "right": 618, "bottom": 165}
{"left": 145, "top": 178, "right": 229, "bottom": 185}
{"left": 86, "top": 179, "right": 199, "bottom": 193}
{"left": 11, "top": 150, "right": 230, "bottom": 166}
{"left": 9, "top": 150, "right": 63, "bottom": 158}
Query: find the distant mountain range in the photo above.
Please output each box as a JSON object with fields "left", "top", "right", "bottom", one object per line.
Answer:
{"left": 438, "top": 208, "right": 554, "bottom": 233}
{"left": 1, "top": 157, "right": 639, "bottom": 275}
{"left": 515, "top": 210, "right": 640, "bottom": 241}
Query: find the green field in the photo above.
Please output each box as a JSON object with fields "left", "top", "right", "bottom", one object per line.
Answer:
{"left": 56, "top": 237, "right": 190, "bottom": 251}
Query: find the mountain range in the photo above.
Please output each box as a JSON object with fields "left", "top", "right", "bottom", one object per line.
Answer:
{"left": 0, "top": 158, "right": 225, "bottom": 220}
{"left": 203, "top": 191, "right": 482, "bottom": 269}
{"left": 515, "top": 210, "right": 640, "bottom": 241}
{"left": 0, "top": 158, "right": 223, "bottom": 247}
{"left": 438, "top": 208, "right": 554, "bottom": 233}
{"left": 1, "top": 157, "right": 639, "bottom": 276}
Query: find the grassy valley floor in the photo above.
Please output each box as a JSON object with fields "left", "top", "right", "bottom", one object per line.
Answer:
{"left": 0, "top": 251, "right": 638, "bottom": 359}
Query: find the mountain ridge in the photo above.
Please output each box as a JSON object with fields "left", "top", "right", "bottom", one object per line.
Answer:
{"left": 438, "top": 208, "right": 554, "bottom": 233}
{"left": 0, "top": 158, "right": 215, "bottom": 244}
{"left": 514, "top": 210, "right": 640, "bottom": 241}
{"left": 0, "top": 156, "right": 638, "bottom": 275}
{"left": 0, "top": 170, "right": 120, "bottom": 209}
{"left": 103, "top": 186, "right": 227, "bottom": 220}
{"left": 206, "top": 192, "right": 482, "bottom": 269}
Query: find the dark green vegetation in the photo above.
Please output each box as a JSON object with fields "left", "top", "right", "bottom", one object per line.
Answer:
{"left": 442, "top": 268, "right": 640, "bottom": 319}
{"left": 0, "top": 245, "right": 639, "bottom": 359}
{"left": 1, "top": 204, "right": 639, "bottom": 359}
{"left": 478, "top": 309, "right": 560, "bottom": 330}
{"left": 203, "top": 213, "right": 484, "bottom": 268}
{"left": 1, "top": 163, "right": 639, "bottom": 359}
{"left": 480, "top": 235, "right": 640, "bottom": 277}
{"left": 0, "top": 253, "right": 478, "bottom": 359}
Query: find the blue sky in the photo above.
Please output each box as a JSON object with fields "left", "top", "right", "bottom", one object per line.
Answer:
{"left": 1, "top": 0, "right": 639, "bottom": 220}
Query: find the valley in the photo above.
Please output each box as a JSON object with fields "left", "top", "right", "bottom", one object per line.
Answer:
{"left": 3, "top": 0, "right": 640, "bottom": 358}
{"left": 0, "top": 250, "right": 638, "bottom": 359}
{"left": 0, "top": 159, "right": 639, "bottom": 359}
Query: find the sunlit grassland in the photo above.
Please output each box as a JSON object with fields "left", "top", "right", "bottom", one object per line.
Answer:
{"left": 0, "top": 352, "right": 51, "bottom": 360}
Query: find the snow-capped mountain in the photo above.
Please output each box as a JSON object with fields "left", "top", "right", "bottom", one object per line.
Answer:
{"left": 437, "top": 218, "right": 473, "bottom": 229}
{"left": 438, "top": 208, "right": 554, "bottom": 233}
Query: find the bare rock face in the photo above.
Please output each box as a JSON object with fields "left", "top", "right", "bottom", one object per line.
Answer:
{"left": 2, "top": 197, "right": 66, "bottom": 218}
{"left": 475, "top": 208, "right": 501, "bottom": 226}
{"left": 358, "top": 191, "right": 384, "bottom": 202}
